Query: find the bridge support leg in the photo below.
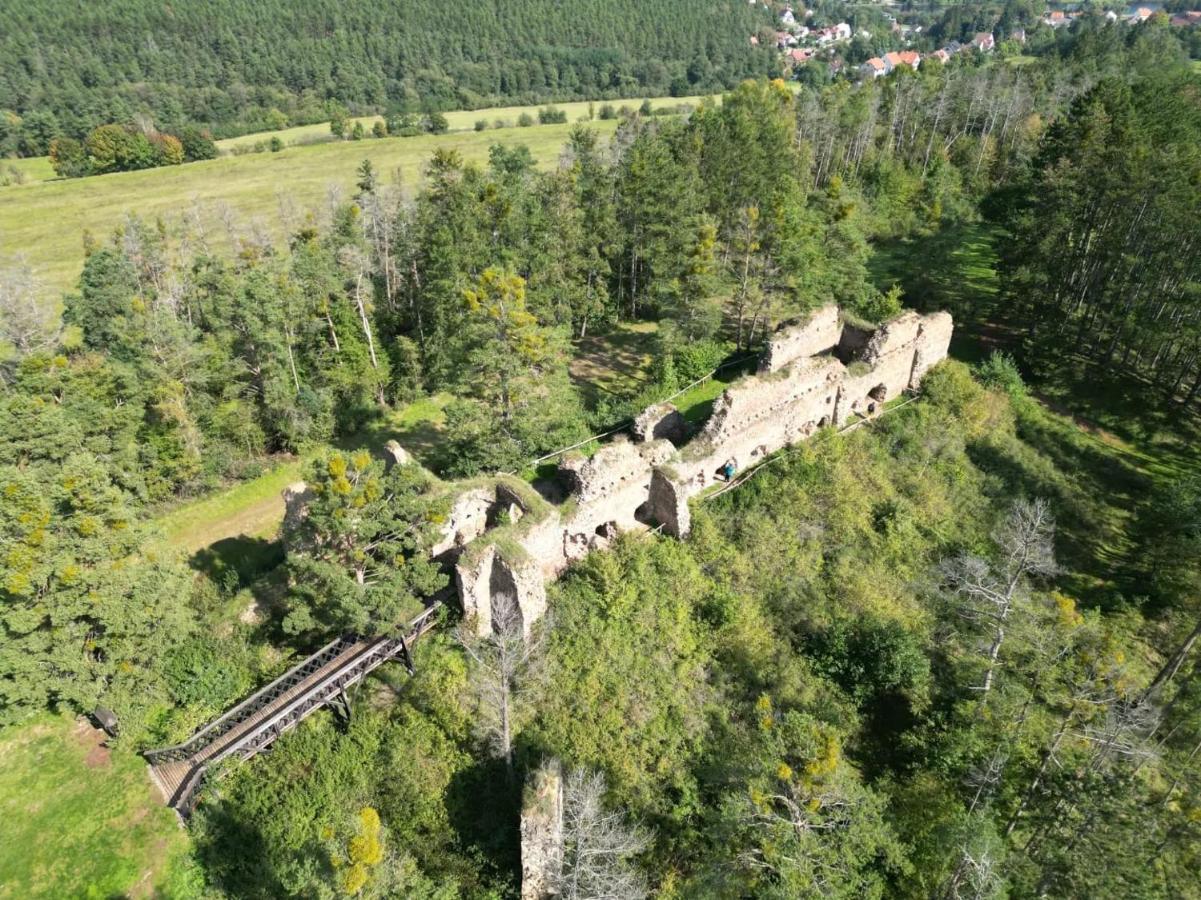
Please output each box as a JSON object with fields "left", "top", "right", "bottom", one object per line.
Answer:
{"left": 398, "top": 635, "right": 415, "bottom": 675}
{"left": 328, "top": 688, "right": 352, "bottom": 726}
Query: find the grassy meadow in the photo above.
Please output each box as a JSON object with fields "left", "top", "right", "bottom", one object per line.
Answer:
{"left": 0, "top": 93, "right": 715, "bottom": 303}
{"left": 216, "top": 94, "right": 711, "bottom": 152}
{"left": 0, "top": 716, "right": 195, "bottom": 899}
{"left": 0, "top": 121, "right": 613, "bottom": 302}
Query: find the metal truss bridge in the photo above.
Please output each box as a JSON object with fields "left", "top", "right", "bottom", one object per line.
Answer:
{"left": 144, "top": 602, "right": 441, "bottom": 817}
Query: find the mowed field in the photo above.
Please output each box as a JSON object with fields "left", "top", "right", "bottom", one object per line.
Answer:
{"left": 0, "top": 94, "right": 714, "bottom": 302}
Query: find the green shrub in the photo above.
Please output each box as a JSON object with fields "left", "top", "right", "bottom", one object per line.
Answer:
{"left": 975, "top": 351, "right": 1026, "bottom": 399}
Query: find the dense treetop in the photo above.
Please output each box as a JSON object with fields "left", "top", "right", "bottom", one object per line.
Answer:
{"left": 0, "top": 0, "right": 776, "bottom": 150}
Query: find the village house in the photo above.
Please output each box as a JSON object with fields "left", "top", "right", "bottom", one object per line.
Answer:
{"left": 775, "top": 30, "right": 797, "bottom": 48}
{"left": 1170, "top": 10, "right": 1201, "bottom": 26}
{"left": 930, "top": 48, "right": 951, "bottom": 64}
{"left": 1129, "top": 6, "right": 1154, "bottom": 23}
{"left": 862, "top": 57, "right": 888, "bottom": 78}
{"left": 812, "top": 22, "right": 851, "bottom": 44}
{"left": 972, "top": 32, "right": 996, "bottom": 52}
{"left": 884, "top": 49, "right": 921, "bottom": 70}
{"left": 1012, "top": 27, "right": 1026, "bottom": 43}
{"left": 1043, "top": 10, "right": 1067, "bottom": 27}
{"left": 780, "top": 7, "right": 797, "bottom": 27}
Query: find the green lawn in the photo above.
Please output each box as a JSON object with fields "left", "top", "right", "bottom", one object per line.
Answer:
{"left": 154, "top": 456, "right": 308, "bottom": 554}
{"left": 570, "top": 320, "right": 660, "bottom": 400}
{"left": 869, "top": 221, "right": 1006, "bottom": 364}
{"left": 0, "top": 716, "right": 195, "bottom": 899}
{"left": 152, "top": 394, "right": 453, "bottom": 565}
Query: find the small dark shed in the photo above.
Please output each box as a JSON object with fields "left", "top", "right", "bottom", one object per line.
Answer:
{"left": 91, "top": 707, "right": 119, "bottom": 737}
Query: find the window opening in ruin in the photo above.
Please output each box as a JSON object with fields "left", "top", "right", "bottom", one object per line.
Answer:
{"left": 818, "top": 415, "right": 829, "bottom": 428}
{"left": 869, "top": 384, "right": 887, "bottom": 402}
{"left": 489, "top": 561, "right": 523, "bottom": 635}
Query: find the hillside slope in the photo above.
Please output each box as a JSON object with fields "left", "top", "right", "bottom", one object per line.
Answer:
{"left": 0, "top": 0, "right": 775, "bottom": 149}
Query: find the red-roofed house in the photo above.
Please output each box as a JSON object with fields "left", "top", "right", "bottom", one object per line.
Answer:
{"left": 930, "top": 48, "right": 951, "bottom": 64}
{"left": 862, "top": 57, "right": 887, "bottom": 78}
{"left": 972, "top": 32, "right": 996, "bottom": 52}
{"left": 788, "top": 48, "right": 814, "bottom": 65}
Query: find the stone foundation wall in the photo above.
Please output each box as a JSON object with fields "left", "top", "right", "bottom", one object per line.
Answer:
{"left": 521, "top": 761, "right": 564, "bottom": 899}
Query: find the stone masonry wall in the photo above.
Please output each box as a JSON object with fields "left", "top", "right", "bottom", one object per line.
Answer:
{"left": 447, "top": 307, "right": 952, "bottom": 634}
{"left": 759, "top": 304, "right": 843, "bottom": 373}
{"left": 284, "top": 307, "right": 952, "bottom": 637}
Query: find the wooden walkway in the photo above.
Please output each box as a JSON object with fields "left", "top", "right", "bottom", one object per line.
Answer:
{"left": 145, "top": 603, "right": 442, "bottom": 817}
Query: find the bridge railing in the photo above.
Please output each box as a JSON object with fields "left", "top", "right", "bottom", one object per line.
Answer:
{"left": 157, "top": 602, "right": 447, "bottom": 814}
{"left": 145, "top": 633, "right": 359, "bottom": 765}
{"left": 172, "top": 633, "right": 409, "bottom": 814}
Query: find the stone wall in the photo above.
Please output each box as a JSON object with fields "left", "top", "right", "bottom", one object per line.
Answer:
{"left": 759, "top": 305, "right": 842, "bottom": 373}
{"left": 285, "top": 307, "right": 952, "bottom": 637}
{"left": 520, "top": 761, "right": 564, "bottom": 899}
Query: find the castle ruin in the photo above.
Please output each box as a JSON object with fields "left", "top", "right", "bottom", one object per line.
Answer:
{"left": 286, "top": 305, "right": 952, "bottom": 637}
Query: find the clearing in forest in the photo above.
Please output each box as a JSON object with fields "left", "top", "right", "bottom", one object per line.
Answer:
{"left": 0, "top": 717, "right": 192, "bottom": 899}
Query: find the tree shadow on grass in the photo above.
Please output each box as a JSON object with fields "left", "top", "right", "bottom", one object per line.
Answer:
{"left": 189, "top": 536, "right": 285, "bottom": 591}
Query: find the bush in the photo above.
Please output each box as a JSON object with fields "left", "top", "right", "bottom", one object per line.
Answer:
{"left": 807, "top": 616, "right": 932, "bottom": 709}
{"left": 474, "top": 119, "right": 488, "bottom": 131}
{"left": 493, "top": 118, "right": 510, "bottom": 129}
{"left": 424, "top": 112, "right": 449, "bottom": 134}
{"left": 179, "top": 125, "right": 218, "bottom": 161}
{"left": 269, "top": 135, "right": 284, "bottom": 152}
{"left": 517, "top": 112, "right": 535, "bottom": 127}
{"left": 670, "top": 339, "right": 731, "bottom": 383}
{"left": 538, "top": 106, "right": 567, "bottom": 124}
{"left": 372, "top": 120, "right": 386, "bottom": 138}
{"left": 49, "top": 136, "right": 88, "bottom": 177}
{"left": 598, "top": 103, "right": 617, "bottom": 120}
{"left": 974, "top": 351, "right": 1026, "bottom": 399}
{"left": 351, "top": 121, "right": 366, "bottom": 140}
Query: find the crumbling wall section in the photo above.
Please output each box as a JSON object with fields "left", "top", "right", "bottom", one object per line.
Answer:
{"left": 759, "top": 304, "right": 842, "bottom": 373}
{"left": 632, "top": 402, "right": 686, "bottom": 445}
{"left": 672, "top": 356, "right": 844, "bottom": 499}
{"left": 647, "top": 467, "right": 691, "bottom": 538}
{"left": 309, "top": 307, "right": 955, "bottom": 637}
{"left": 910, "top": 311, "right": 954, "bottom": 387}
{"left": 521, "top": 761, "right": 564, "bottom": 900}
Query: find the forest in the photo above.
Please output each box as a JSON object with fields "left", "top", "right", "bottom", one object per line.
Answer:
{"left": 0, "top": 0, "right": 777, "bottom": 152}
{"left": 0, "top": 9, "right": 1200, "bottom": 900}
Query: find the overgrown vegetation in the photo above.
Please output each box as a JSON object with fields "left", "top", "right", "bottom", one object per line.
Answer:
{"left": 3, "top": 11, "right": 1201, "bottom": 895}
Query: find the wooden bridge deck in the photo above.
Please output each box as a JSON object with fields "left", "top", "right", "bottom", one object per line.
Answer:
{"left": 145, "top": 603, "right": 441, "bottom": 817}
